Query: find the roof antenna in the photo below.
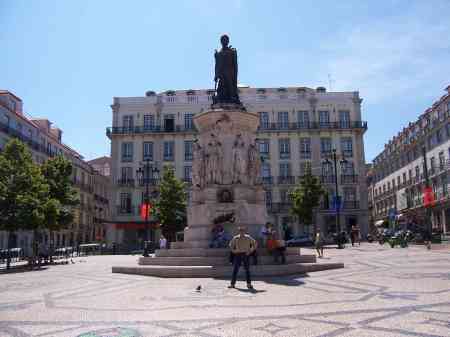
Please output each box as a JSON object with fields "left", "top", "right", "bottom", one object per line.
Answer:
{"left": 328, "top": 74, "right": 335, "bottom": 91}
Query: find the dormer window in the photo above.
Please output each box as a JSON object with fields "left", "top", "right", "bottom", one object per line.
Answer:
{"left": 256, "top": 88, "right": 266, "bottom": 94}
{"left": 277, "top": 87, "right": 287, "bottom": 93}
{"left": 186, "top": 90, "right": 196, "bottom": 96}
{"left": 166, "top": 90, "right": 176, "bottom": 96}
{"left": 206, "top": 90, "right": 215, "bottom": 96}
{"left": 316, "top": 87, "right": 326, "bottom": 93}
{"left": 296, "top": 87, "right": 307, "bottom": 93}
{"left": 145, "top": 91, "right": 156, "bottom": 97}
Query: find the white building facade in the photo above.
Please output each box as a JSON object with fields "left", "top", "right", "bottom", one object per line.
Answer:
{"left": 107, "top": 86, "right": 368, "bottom": 251}
{"left": 370, "top": 85, "right": 450, "bottom": 236}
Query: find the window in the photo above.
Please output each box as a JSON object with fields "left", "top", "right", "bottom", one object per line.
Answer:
{"left": 297, "top": 111, "right": 309, "bottom": 128}
{"left": 258, "top": 139, "right": 270, "bottom": 158}
{"left": 342, "top": 161, "right": 354, "bottom": 175}
{"left": 408, "top": 169, "right": 412, "bottom": 181}
{"left": 299, "top": 138, "right": 311, "bottom": 159}
{"left": 184, "top": 113, "right": 194, "bottom": 130}
{"left": 259, "top": 112, "right": 269, "bottom": 129}
{"left": 415, "top": 166, "right": 420, "bottom": 179}
{"left": 403, "top": 172, "right": 407, "bottom": 184}
{"left": 121, "top": 142, "right": 133, "bottom": 162}
{"left": 278, "top": 111, "right": 289, "bottom": 129}
{"left": 341, "top": 137, "right": 353, "bottom": 157}
{"left": 261, "top": 163, "right": 271, "bottom": 178}
{"left": 319, "top": 111, "right": 330, "bottom": 127}
{"left": 279, "top": 139, "right": 290, "bottom": 159}
{"left": 392, "top": 178, "right": 395, "bottom": 188}
{"left": 322, "top": 162, "right": 333, "bottom": 176}
{"left": 430, "top": 157, "right": 436, "bottom": 172}
{"left": 436, "top": 128, "right": 443, "bottom": 143}
{"left": 164, "top": 115, "right": 175, "bottom": 132}
{"left": 123, "top": 115, "right": 134, "bottom": 130}
{"left": 120, "top": 167, "right": 133, "bottom": 182}
{"left": 143, "top": 114, "right": 154, "bottom": 130}
{"left": 184, "top": 140, "right": 193, "bottom": 161}
{"left": 439, "top": 151, "right": 445, "bottom": 169}
{"left": 143, "top": 142, "right": 153, "bottom": 161}
{"left": 184, "top": 166, "right": 192, "bottom": 182}
{"left": 339, "top": 111, "right": 350, "bottom": 128}
{"left": 119, "top": 192, "right": 132, "bottom": 212}
{"left": 163, "top": 141, "right": 175, "bottom": 161}
{"left": 320, "top": 138, "right": 332, "bottom": 157}
{"left": 279, "top": 162, "right": 291, "bottom": 177}
{"left": 265, "top": 190, "right": 272, "bottom": 205}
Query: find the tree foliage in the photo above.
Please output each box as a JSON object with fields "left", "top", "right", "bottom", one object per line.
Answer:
{"left": 155, "top": 165, "right": 187, "bottom": 241}
{"left": 0, "top": 139, "right": 54, "bottom": 233}
{"left": 289, "top": 166, "right": 325, "bottom": 233}
{"left": 41, "top": 156, "right": 79, "bottom": 231}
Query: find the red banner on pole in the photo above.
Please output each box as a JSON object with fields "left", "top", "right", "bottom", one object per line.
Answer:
{"left": 140, "top": 203, "right": 152, "bottom": 220}
{"left": 423, "top": 187, "right": 435, "bottom": 207}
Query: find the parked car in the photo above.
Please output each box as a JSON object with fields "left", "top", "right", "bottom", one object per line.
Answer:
{"left": 286, "top": 235, "right": 314, "bottom": 247}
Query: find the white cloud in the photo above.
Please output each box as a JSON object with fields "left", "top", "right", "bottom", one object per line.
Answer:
{"left": 321, "top": 4, "right": 450, "bottom": 103}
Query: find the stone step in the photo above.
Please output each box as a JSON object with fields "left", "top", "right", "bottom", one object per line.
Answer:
{"left": 139, "top": 254, "right": 316, "bottom": 266}
{"left": 155, "top": 247, "right": 301, "bottom": 257}
{"left": 112, "top": 262, "right": 344, "bottom": 278}
{"left": 171, "top": 241, "right": 210, "bottom": 249}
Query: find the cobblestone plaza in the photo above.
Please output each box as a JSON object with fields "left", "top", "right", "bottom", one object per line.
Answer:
{"left": 1, "top": 244, "right": 449, "bottom": 337}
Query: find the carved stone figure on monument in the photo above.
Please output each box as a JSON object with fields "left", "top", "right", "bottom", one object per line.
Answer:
{"left": 248, "top": 143, "right": 261, "bottom": 185}
{"left": 214, "top": 139, "right": 224, "bottom": 184}
{"left": 192, "top": 141, "right": 205, "bottom": 188}
{"left": 232, "top": 135, "right": 247, "bottom": 184}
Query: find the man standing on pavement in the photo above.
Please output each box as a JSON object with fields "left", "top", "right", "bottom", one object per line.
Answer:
{"left": 229, "top": 226, "right": 257, "bottom": 289}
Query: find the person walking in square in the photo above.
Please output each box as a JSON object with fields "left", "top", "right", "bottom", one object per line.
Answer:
{"left": 315, "top": 231, "right": 324, "bottom": 258}
{"left": 228, "top": 226, "right": 257, "bottom": 289}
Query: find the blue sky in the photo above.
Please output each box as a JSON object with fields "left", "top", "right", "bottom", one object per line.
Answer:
{"left": 1, "top": 0, "right": 449, "bottom": 161}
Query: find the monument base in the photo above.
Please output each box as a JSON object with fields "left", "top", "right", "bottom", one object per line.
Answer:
{"left": 112, "top": 247, "right": 344, "bottom": 278}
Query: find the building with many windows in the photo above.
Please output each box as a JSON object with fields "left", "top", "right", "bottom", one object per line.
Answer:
{"left": 106, "top": 86, "right": 368, "bottom": 251}
{"left": 369, "top": 85, "right": 450, "bottom": 235}
{"left": 0, "top": 90, "right": 111, "bottom": 254}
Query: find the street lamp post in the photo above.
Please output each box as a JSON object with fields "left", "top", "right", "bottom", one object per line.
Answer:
{"left": 324, "top": 149, "right": 348, "bottom": 248}
{"left": 136, "top": 160, "right": 159, "bottom": 257}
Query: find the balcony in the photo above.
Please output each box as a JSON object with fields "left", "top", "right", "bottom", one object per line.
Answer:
{"left": 106, "top": 124, "right": 197, "bottom": 138}
{"left": 277, "top": 176, "right": 296, "bottom": 185}
{"left": 257, "top": 121, "right": 368, "bottom": 132}
{"left": 321, "top": 175, "right": 336, "bottom": 184}
{"left": 262, "top": 176, "right": 273, "bottom": 185}
{"left": 137, "top": 178, "right": 159, "bottom": 186}
{"left": 299, "top": 151, "right": 311, "bottom": 159}
{"left": 343, "top": 200, "right": 359, "bottom": 209}
{"left": 117, "top": 179, "right": 135, "bottom": 187}
{"left": 116, "top": 205, "right": 136, "bottom": 215}
{"left": 341, "top": 174, "right": 358, "bottom": 184}
{"left": 267, "top": 202, "right": 292, "bottom": 213}
{"left": 0, "top": 120, "right": 56, "bottom": 157}
{"left": 183, "top": 177, "right": 192, "bottom": 185}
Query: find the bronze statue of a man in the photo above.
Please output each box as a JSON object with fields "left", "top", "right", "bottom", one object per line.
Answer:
{"left": 213, "top": 34, "right": 240, "bottom": 105}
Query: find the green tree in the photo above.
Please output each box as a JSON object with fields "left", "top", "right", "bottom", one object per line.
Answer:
{"left": 289, "top": 166, "right": 325, "bottom": 234}
{"left": 0, "top": 139, "right": 55, "bottom": 268}
{"left": 41, "top": 156, "right": 79, "bottom": 232}
{"left": 155, "top": 165, "right": 187, "bottom": 241}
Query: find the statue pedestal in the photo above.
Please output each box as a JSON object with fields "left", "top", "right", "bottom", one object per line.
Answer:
{"left": 181, "top": 107, "right": 266, "bottom": 248}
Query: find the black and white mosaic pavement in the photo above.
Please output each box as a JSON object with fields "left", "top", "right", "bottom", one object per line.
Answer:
{"left": 0, "top": 244, "right": 449, "bottom": 336}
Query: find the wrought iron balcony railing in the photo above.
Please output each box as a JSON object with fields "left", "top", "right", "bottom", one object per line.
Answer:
{"left": 106, "top": 121, "right": 368, "bottom": 138}
{"left": 277, "top": 176, "right": 296, "bottom": 185}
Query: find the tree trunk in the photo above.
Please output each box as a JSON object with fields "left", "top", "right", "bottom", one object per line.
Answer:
{"left": 6, "top": 231, "right": 12, "bottom": 270}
